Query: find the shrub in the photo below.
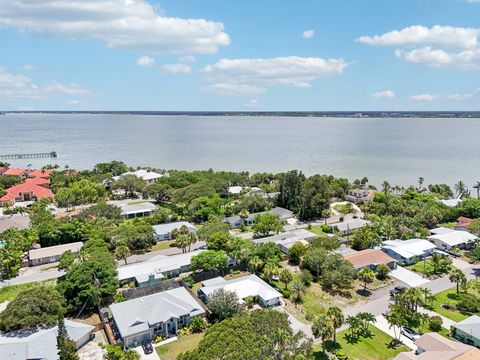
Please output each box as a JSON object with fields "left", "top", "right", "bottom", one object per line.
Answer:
{"left": 280, "top": 289, "right": 291, "bottom": 299}
{"left": 190, "top": 316, "right": 206, "bottom": 333}
{"left": 321, "top": 225, "right": 332, "bottom": 233}
{"left": 457, "top": 293, "right": 480, "bottom": 313}
{"left": 178, "top": 327, "right": 192, "bottom": 337}
{"left": 429, "top": 316, "right": 443, "bottom": 332}
{"left": 376, "top": 264, "right": 390, "bottom": 280}
{"left": 152, "top": 334, "right": 166, "bottom": 343}
{"left": 300, "top": 269, "right": 313, "bottom": 286}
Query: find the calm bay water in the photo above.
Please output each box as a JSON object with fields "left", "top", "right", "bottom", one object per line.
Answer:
{"left": 1, "top": 113, "right": 479, "bottom": 187}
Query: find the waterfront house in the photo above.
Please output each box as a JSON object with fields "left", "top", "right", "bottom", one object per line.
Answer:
{"left": 345, "top": 188, "right": 374, "bottom": 204}
{"left": 108, "top": 201, "right": 157, "bottom": 219}
{"left": 224, "top": 207, "right": 294, "bottom": 228}
{"left": 393, "top": 332, "right": 480, "bottom": 360}
{"left": 452, "top": 315, "right": 480, "bottom": 348}
{"left": 117, "top": 250, "right": 204, "bottom": 287}
{"left": 28, "top": 241, "right": 83, "bottom": 266}
{"left": 343, "top": 248, "right": 397, "bottom": 271}
{"left": 109, "top": 287, "right": 205, "bottom": 348}
{"left": 198, "top": 274, "right": 282, "bottom": 307}
{"left": 428, "top": 229, "right": 477, "bottom": 251}
{"left": 153, "top": 221, "right": 197, "bottom": 241}
{"left": 252, "top": 229, "right": 316, "bottom": 254}
{"left": 0, "top": 168, "right": 29, "bottom": 178}
{"left": 113, "top": 169, "right": 163, "bottom": 185}
{"left": 0, "top": 178, "right": 54, "bottom": 207}
{"left": 0, "top": 319, "right": 94, "bottom": 360}
{"left": 381, "top": 239, "right": 436, "bottom": 264}
{"left": 328, "top": 218, "right": 370, "bottom": 235}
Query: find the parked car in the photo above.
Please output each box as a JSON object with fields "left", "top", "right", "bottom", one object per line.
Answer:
{"left": 401, "top": 326, "right": 421, "bottom": 341}
{"left": 390, "top": 286, "right": 407, "bottom": 298}
{"left": 142, "top": 340, "right": 153, "bottom": 354}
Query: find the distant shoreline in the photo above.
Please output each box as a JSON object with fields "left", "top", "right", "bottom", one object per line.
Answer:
{"left": 2, "top": 111, "right": 480, "bottom": 118}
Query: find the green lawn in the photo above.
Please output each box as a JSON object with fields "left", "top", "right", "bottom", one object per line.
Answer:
{"left": 430, "top": 288, "right": 472, "bottom": 322}
{"left": 0, "top": 281, "right": 52, "bottom": 302}
{"left": 409, "top": 259, "right": 450, "bottom": 277}
{"left": 313, "top": 325, "right": 409, "bottom": 360}
{"left": 155, "top": 333, "right": 204, "bottom": 360}
{"left": 150, "top": 240, "right": 176, "bottom": 251}
{"left": 309, "top": 225, "right": 326, "bottom": 235}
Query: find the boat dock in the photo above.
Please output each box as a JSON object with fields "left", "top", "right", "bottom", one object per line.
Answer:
{"left": 0, "top": 151, "right": 57, "bottom": 160}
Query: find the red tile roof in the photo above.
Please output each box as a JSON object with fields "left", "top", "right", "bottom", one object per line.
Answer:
{"left": 2, "top": 168, "right": 28, "bottom": 176}
{"left": 457, "top": 217, "right": 473, "bottom": 226}
{"left": 28, "top": 169, "right": 53, "bottom": 179}
{"left": 343, "top": 249, "right": 395, "bottom": 269}
{"left": 0, "top": 181, "right": 54, "bottom": 204}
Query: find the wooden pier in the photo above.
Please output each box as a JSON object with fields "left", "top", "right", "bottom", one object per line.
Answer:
{"left": 0, "top": 151, "right": 57, "bottom": 160}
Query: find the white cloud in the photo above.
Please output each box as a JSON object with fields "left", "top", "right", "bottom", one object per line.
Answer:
{"left": 179, "top": 56, "right": 196, "bottom": 63}
{"left": 202, "top": 83, "right": 267, "bottom": 96}
{"left": 0, "top": 67, "right": 91, "bottom": 100}
{"left": 302, "top": 30, "right": 315, "bottom": 39}
{"left": 468, "top": 0, "right": 480, "bottom": 3}
{"left": 68, "top": 100, "right": 81, "bottom": 106}
{"left": 357, "top": 25, "right": 479, "bottom": 49}
{"left": 244, "top": 99, "right": 260, "bottom": 108}
{"left": 372, "top": 90, "right": 396, "bottom": 99}
{"left": 293, "top": 82, "right": 312, "bottom": 88}
{"left": 22, "top": 64, "right": 36, "bottom": 71}
{"left": 395, "top": 47, "right": 480, "bottom": 68}
{"left": 0, "top": 0, "right": 230, "bottom": 54}
{"left": 137, "top": 56, "right": 155, "bottom": 67}
{"left": 161, "top": 63, "right": 192, "bottom": 74}
{"left": 410, "top": 94, "right": 437, "bottom": 101}
{"left": 203, "top": 56, "right": 350, "bottom": 90}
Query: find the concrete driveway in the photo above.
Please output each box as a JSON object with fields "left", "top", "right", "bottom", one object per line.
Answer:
{"left": 134, "top": 346, "right": 160, "bottom": 360}
{"left": 78, "top": 342, "right": 103, "bottom": 360}
{"left": 390, "top": 266, "right": 430, "bottom": 287}
{"left": 275, "top": 307, "right": 313, "bottom": 339}
{"left": 373, "top": 315, "right": 416, "bottom": 350}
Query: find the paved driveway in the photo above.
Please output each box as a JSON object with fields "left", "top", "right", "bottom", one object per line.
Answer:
{"left": 390, "top": 266, "right": 430, "bottom": 287}
{"left": 134, "top": 346, "right": 160, "bottom": 360}
{"left": 275, "top": 307, "right": 313, "bottom": 339}
{"left": 373, "top": 315, "right": 416, "bottom": 350}
{"left": 78, "top": 342, "right": 103, "bottom": 360}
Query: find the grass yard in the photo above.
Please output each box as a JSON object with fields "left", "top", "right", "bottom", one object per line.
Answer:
{"left": 0, "top": 281, "right": 52, "bottom": 302}
{"left": 409, "top": 259, "right": 451, "bottom": 277}
{"left": 430, "top": 288, "right": 472, "bottom": 322}
{"left": 309, "top": 225, "right": 326, "bottom": 235}
{"left": 155, "top": 333, "right": 204, "bottom": 360}
{"left": 150, "top": 240, "right": 176, "bottom": 251}
{"left": 313, "top": 325, "right": 409, "bottom": 360}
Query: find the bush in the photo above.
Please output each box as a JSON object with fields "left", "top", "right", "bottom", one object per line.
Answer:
{"left": 457, "top": 293, "right": 480, "bottom": 313}
{"left": 229, "top": 269, "right": 241, "bottom": 275}
{"left": 300, "top": 269, "right": 313, "bottom": 286}
{"left": 429, "top": 316, "right": 443, "bottom": 332}
{"left": 376, "top": 264, "right": 390, "bottom": 280}
{"left": 321, "top": 225, "right": 332, "bottom": 233}
{"left": 190, "top": 316, "right": 206, "bottom": 333}
{"left": 280, "top": 289, "right": 291, "bottom": 299}
{"left": 178, "top": 327, "right": 192, "bottom": 337}
{"left": 152, "top": 334, "right": 166, "bottom": 343}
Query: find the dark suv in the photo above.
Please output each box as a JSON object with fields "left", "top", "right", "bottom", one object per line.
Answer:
{"left": 142, "top": 340, "right": 153, "bottom": 354}
{"left": 390, "top": 285, "right": 407, "bottom": 298}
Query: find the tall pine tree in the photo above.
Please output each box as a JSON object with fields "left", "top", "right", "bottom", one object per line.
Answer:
{"left": 57, "top": 316, "right": 80, "bottom": 360}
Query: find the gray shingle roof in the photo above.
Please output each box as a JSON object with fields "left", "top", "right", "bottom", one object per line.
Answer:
{"left": 454, "top": 315, "right": 480, "bottom": 340}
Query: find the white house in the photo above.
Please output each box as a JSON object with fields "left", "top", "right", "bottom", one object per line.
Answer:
{"left": 0, "top": 320, "right": 94, "bottom": 360}
{"left": 253, "top": 229, "right": 316, "bottom": 254}
{"left": 328, "top": 219, "right": 370, "bottom": 235}
{"left": 224, "top": 207, "right": 294, "bottom": 228}
{"left": 381, "top": 239, "right": 437, "bottom": 264}
{"left": 198, "top": 274, "right": 282, "bottom": 307}
{"left": 108, "top": 201, "right": 158, "bottom": 219}
{"left": 428, "top": 229, "right": 477, "bottom": 251}
{"left": 110, "top": 287, "right": 205, "bottom": 348}
{"left": 117, "top": 250, "right": 205, "bottom": 287}
{"left": 28, "top": 241, "right": 83, "bottom": 267}
{"left": 153, "top": 221, "right": 197, "bottom": 241}
{"left": 113, "top": 169, "right": 163, "bottom": 185}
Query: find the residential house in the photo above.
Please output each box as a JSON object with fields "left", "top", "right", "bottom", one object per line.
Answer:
{"left": 345, "top": 188, "right": 375, "bottom": 203}
{"left": 343, "top": 248, "right": 397, "bottom": 271}
{"left": 224, "top": 207, "right": 294, "bottom": 228}
{"left": 0, "top": 319, "right": 94, "bottom": 360}
{"left": 328, "top": 218, "right": 370, "bottom": 235}
{"left": 198, "top": 274, "right": 282, "bottom": 307}
{"left": 108, "top": 201, "right": 157, "bottom": 219}
{"left": 117, "top": 250, "right": 205, "bottom": 287}
{"left": 0, "top": 215, "right": 30, "bottom": 233}
{"left": 428, "top": 229, "right": 477, "bottom": 251}
{"left": 455, "top": 217, "right": 474, "bottom": 232}
{"left": 381, "top": 239, "right": 437, "bottom": 264}
{"left": 0, "top": 178, "right": 54, "bottom": 207}
{"left": 452, "top": 315, "right": 480, "bottom": 348}
{"left": 28, "top": 241, "right": 83, "bottom": 266}
{"left": 228, "top": 186, "right": 278, "bottom": 201}
{"left": 439, "top": 198, "right": 463, "bottom": 208}
{"left": 0, "top": 168, "right": 29, "bottom": 178}
{"left": 153, "top": 221, "right": 197, "bottom": 241}
{"left": 113, "top": 169, "right": 163, "bottom": 185}
{"left": 393, "top": 332, "right": 480, "bottom": 360}
{"left": 109, "top": 287, "right": 205, "bottom": 348}
{"left": 252, "top": 229, "right": 316, "bottom": 254}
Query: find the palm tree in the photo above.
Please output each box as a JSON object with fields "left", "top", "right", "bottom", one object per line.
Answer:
{"left": 455, "top": 180, "right": 467, "bottom": 198}
{"left": 239, "top": 209, "right": 250, "bottom": 224}
{"left": 449, "top": 268, "right": 466, "bottom": 295}
{"left": 175, "top": 234, "right": 190, "bottom": 253}
{"left": 186, "top": 232, "right": 197, "bottom": 252}
{"left": 346, "top": 315, "right": 361, "bottom": 338}
{"left": 357, "top": 312, "right": 376, "bottom": 333}
{"left": 312, "top": 314, "right": 334, "bottom": 357}
{"left": 114, "top": 244, "right": 131, "bottom": 265}
{"left": 279, "top": 268, "right": 293, "bottom": 290}
{"left": 418, "top": 177, "right": 424, "bottom": 191}
{"left": 420, "top": 287, "right": 433, "bottom": 307}
{"left": 382, "top": 181, "right": 391, "bottom": 196}
{"left": 327, "top": 306, "right": 344, "bottom": 349}
{"left": 290, "top": 279, "right": 306, "bottom": 305}
{"left": 358, "top": 267, "right": 375, "bottom": 293}
{"left": 473, "top": 181, "right": 480, "bottom": 199}
{"left": 248, "top": 256, "right": 263, "bottom": 275}
{"left": 262, "top": 262, "right": 278, "bottom": 281}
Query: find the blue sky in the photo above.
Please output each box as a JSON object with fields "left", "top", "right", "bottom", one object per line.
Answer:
{"left": 0, "top": 0, "right": 479, "bottom": 111}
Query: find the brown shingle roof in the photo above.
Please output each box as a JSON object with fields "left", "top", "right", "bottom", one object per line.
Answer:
{"left": 343, "top": 249, "right": 395, "bottom": 269}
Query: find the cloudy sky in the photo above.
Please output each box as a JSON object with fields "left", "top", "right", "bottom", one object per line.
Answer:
{"left": 1, "top": 0, "right": 479, "bottom": 111}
